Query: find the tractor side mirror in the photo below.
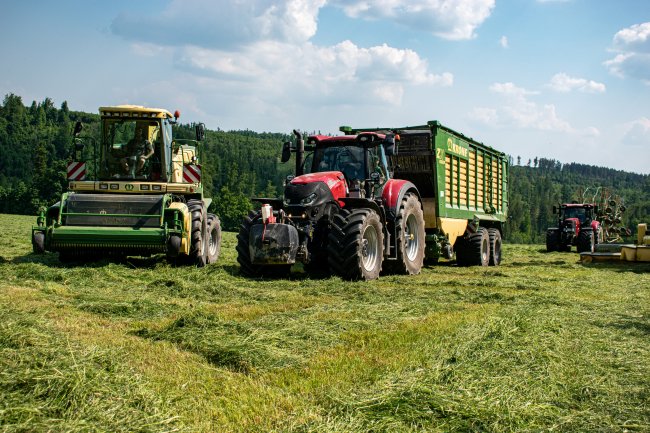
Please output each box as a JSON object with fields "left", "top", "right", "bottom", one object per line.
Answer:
{"left": 73, "top": 121, "right": 83, "bottom": 137}
{"left": 384, "top": 134, "right": 397, "bottom": 156}
{"left": 281, "top": 141, "right": 292, "bottom": 163}
{"left": 552, "top": 206, "right": 557, "bottom": 214}
{"left": 195, "top": 123, "right": 205, "bottom": 141}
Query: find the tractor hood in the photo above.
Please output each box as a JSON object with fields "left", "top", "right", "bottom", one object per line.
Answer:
{"left": 290, "top": 171, "right": 347, "bottom": 206}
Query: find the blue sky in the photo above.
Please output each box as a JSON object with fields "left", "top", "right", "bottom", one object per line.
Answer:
{"left": 2, "top": 0, "right": 649, "bottom": 173}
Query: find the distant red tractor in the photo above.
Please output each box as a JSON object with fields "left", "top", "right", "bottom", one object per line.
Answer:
{"left": 546, "top": 203, "right": 602, "bottom": 253}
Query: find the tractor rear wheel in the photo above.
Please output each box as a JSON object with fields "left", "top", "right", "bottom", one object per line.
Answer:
{"left": 187, "top": 199, "right": 207, "bottom": 267}
{"left": 205, "top": 213, "right": 222, "bottom": 264}
{"left": 465, "top": 228, "right": 490, "bottom": 266}
{"left": 577, "top": 229, "right": 594, "bottom": 253}
{"left": 488, "top": 228, "right": 502, "bottom": 266}
{"left": 328, "top": 208, "right": 384, "bottom": 280}
{"left": 236, "top": 211, "right": 291, "bottom": 278}
{"left": 388, "top": 193, "right": 425, "bottom": 275}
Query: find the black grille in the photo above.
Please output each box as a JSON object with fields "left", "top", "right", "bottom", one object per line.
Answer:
{"left": 63, "top": 194, "right": 163, "bottom": 228}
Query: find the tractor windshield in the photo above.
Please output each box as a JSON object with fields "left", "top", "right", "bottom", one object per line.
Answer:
{"left": 564, "top": 207, "right": 587, "bottom": 223}
{"left": 311, "top": 141, "right": 388, "bottom": 183}
{"left": 311, "top": 145, "right": 366, "bottom": 181}
{"left": 100, "top": 119, "right": 162, "bottom": 180}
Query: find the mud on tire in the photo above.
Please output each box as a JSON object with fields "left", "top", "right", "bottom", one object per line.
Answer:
{"left": 328, "top": 208, "right": 384, "bottom": 281}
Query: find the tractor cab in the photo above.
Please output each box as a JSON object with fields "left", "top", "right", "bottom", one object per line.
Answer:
{"left": 556, "top": 203, "right": 597, "bottom": 226}
{"left": 304, "top": 132, "right": 394, "bottom": 198}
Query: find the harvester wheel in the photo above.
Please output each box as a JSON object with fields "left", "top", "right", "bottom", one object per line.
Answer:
{"left": 546, "top": 229, "right": 559, "bottom": 252}
{"left": 236, "top": 211, "right": 291, "bottom": 278}
{"left": 577, "top": 228, "right": 594, "bottom": 253}
{"left": 167, "top": 234, "right": 182, "bottom": 259}
{"left": 328, "top": 208, "right": 384, "bottom": 280}
{"left": 205, "top": 213, "right": 222, "bottom": 264}
{"left": 32, "top": 231, "right": 45, "bottom": 254}
{"left": 467, "top": 228, "right": 490, "bottom": 266}
{"left": 488, "top": 228, "right": 502, "bottom": 266}
{"left": 388, "top": 192, "right": 425, "bottom": 275}
{"left": 187, "top": 199, "right": 207, "bottom": 267}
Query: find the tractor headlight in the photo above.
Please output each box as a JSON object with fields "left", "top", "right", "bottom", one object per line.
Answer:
{"left": 300, "top": 192, "right": 317, "bottom": 206}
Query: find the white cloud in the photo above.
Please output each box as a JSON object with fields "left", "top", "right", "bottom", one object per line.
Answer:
{"left": 613, "top": 22, "right": 650, "bottom": 52}
{"left": 112, "top": 0, "right": 327, "bottom": 49}
{"left": 470, "top": 82, "right": 599, "bottom": 136}
{"left": 623, "top": 117, "right": 650, "bottom": 147}
{"left": 110, "top": 0, "right": 453, "bottom": 114}
{"left": 605, "top": 22, "right": 650, "bottom": 83}
{"left": 499, "top": 35, "right": 508, "bottom": 48}
{"left": 547, "top": 73, "right": 606, "bottom": 93}
{"left": 331, "top": 0, "right": 495, "bottom": 40}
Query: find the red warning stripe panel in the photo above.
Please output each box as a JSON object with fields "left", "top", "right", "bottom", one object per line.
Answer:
{"left": 67, "top": 162, "right": 86, "bottom": 180}
{"left": 183, "top": 164, "right": 201, "bottom": 183}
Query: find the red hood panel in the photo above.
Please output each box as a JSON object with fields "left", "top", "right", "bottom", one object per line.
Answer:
{"left": 291, "top": 171, "right": 347, "bottom": 205}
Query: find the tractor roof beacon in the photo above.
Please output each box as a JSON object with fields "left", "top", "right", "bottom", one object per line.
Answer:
{"left": 32, "top": 105, "right": 221, "bottom": 266}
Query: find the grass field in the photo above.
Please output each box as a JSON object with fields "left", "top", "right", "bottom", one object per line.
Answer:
{"left": 1, "top": 213, "right": 648, "bottom": 432}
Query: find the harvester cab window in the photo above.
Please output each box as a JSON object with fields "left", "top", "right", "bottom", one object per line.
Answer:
{"left": 104, "top": 120, "right": 156, "bottom": 180}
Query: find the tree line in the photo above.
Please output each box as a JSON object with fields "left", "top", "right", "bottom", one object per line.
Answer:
{"left": 1, "top": 94, "right": 648, "bottom": 240}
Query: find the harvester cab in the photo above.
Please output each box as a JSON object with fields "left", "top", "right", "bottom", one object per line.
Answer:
{"left": 546, "top": 203, "right": 601, "bottom": 253}
{"left": 32, "top": 105, "right": 221, "bottom": 266}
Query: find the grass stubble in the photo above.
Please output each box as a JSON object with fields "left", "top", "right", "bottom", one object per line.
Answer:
{"left": 0, "top": 215, "right": 648, "bottom": 432}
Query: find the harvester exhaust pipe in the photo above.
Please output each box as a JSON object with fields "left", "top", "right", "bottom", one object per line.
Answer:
{"left": 293, "top": 129, "right": 304, "bottom": 176}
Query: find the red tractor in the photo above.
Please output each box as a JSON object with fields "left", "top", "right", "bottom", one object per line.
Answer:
{"left": 236, "top": 130, "right": 425, "bottom": 280}
{"left": 546, "top": 203, "right": 602, "bottom": 253}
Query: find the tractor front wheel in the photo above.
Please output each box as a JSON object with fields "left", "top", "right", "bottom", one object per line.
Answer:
{"left": 577, "top": 229, "right": 594, "bottom": 253}
{"left": 546, "top": 229, "right": 559, "bottom": 252}
{"left": 328, "top": 209, "right": 384, "bottom": 280}
{"left": 388, "top": 192, "right": 425, "bottom": 275}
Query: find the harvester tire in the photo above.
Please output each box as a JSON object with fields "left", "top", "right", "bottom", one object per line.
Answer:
{"left": 167, "top": 234, "right": 182, "bottom": 259}
{"left": 488, "top": 228, "right": 502, "bottom": 266}
{"left": 32, "top": 231, "right": 45, "bottom": 254}
{"left": 187, "top": 199, "right": 207, "bottom": 267}
{"left": 328, "top": 208, "right": 383, "bottom": 281}
{"left": 387, "top": 192, "right": 425, "bottom": 275}
{"left": 467, "top": 228, "right": 490, "bottom": 266}
{"left": 577, "top": 228, "right": 594, "bottom": 253}
{"left": 205, "top": 213, "right": 222, "bottom": 264}
{"left": 236, "top": 211, "right": 291, "bottom": 278}
{"left": 546, "top": 229, "right": 559, "bottom": 252}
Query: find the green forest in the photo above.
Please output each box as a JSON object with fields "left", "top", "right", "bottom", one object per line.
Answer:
{"left": 1, "top": 94, "right": 648, "bottom": 241}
